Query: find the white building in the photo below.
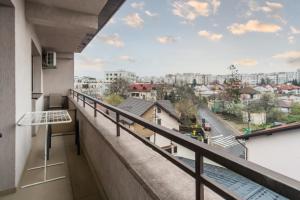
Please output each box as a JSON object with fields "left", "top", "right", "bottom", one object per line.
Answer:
{"left": 236, "top": 125, "right": 300, "bottom": 181}
{"left": 74, "top": 76, "right": 107, "bottom": 98}
{"left": 104, "top": 70, "right": 137, "bottom": 83}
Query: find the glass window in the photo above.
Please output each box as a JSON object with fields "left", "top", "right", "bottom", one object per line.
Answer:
{"left": 157, "top": 107, "right": 161, "bottom": 113}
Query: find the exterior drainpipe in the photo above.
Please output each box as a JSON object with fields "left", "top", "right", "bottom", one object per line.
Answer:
{"left": 236, "top": 138, "right": 248, "bottom": 160}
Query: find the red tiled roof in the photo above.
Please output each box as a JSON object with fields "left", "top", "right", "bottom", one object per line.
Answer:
{"left": 276, "top": 84, "right": 300, "bottom": 91}
{"left": 129, "top": 83, "right": 156, "bottom": 92}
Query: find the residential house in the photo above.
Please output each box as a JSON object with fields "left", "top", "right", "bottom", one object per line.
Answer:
{"left": 240, "top": 87, "right": 261, "bottom": 101}
{"left": 276, "top": 84, "right": 300, "bottom": 95}
{"left": 242, "top": 111, "right": 266, "bottom": 125}
{"left": 128, "top": 83, "right": 157, "bottom": 101}
{"left": 236, "top": 123, "right": 300, "bottom": 182}
{"left": 117, "top": 98, "right": 194, "bottom": 159}
{"left": 253, "top": 85, "right": 275, "bottom": 93}
{"left": 278, "top": 100, "right": 293, "bottom": 113}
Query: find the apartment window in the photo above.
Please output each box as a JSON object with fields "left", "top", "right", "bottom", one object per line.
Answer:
{"left": 157, "top": 107, "right": 161, "bottom": 113}
{"left": 157, "top": 119, "right": 161, "bottom": 125}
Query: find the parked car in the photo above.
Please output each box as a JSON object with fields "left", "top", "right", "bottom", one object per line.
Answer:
{"left": 203, "top": 123, "right": 211, "bottom": 131}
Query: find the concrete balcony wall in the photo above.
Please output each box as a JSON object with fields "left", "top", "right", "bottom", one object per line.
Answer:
{"left": 0, "top": 0, "right": 43, "bottom": 193}
{"left": 43, "top": 53, "right": 74, "bottom": 96}
{"left": 0, "top": 3, "right": 16, "bottom": 193}
{"left": 13, "top": 0, "right": 41, "bottom": 187}
{"left": 69, "top": 97, "right": 221, "bottom": 200}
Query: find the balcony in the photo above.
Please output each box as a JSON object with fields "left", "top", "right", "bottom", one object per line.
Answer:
{"left": 1, "top": 117, "right": 102, "bottom": 200}
{"left": 1, "top": 0, "right": 300, "bottom": 199}
{"left": 62, "top": 90, "right": 299, "bottom": 199}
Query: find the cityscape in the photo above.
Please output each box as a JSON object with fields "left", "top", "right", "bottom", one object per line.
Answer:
{"left": 1, "top": 0, "right": 300, "bottom": 200}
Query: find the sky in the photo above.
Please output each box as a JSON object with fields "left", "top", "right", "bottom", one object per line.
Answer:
{"left": 75, "top": 0, "right": 300, "bottom": 79}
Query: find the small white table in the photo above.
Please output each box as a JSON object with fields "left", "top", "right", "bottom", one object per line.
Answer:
{"left": 17, "top": 110, "right": 72, "bottom": 188}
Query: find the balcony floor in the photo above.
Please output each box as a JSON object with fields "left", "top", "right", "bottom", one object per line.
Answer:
{"left": 1, "top": 126, "right": 102, "bottom": 200}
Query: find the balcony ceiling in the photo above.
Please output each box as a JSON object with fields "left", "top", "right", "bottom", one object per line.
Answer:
{"left": 26, "top": 0, "right": 125, "bottom": 53}
{"left": 27, "top": 0, "right": 107, "bottom": 15}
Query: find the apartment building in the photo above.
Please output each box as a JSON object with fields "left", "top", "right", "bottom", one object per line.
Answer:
{"left": 104, "top": 70, "right": 137, "bottom": 83}
{"left": 0, "top": 0, "right": 299, "bottom": 200}
{"left": 74, "top": 76, "right": 107, "bottom": 98}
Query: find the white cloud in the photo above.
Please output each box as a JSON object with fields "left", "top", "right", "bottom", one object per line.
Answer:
{"left": 235, "top": 59, "right": 257, "bottom": 66}
{"left": 265, "top": 1, "right": 283, "bottom": 10}
{"left": 247, "top": 1, "right": 285, "bottom": 24}
{"left": 227, "top": 20, "right": 281, "bottom": 35}
{"left": 145, "top": 10, "right": 159, "bottom": 17}
{"left": 122, "top": 13, "right": 144, "bottom": 28}
{"left": 291, "top": 26, "right": 300, "bottom": 34}
{"left": 210, "top": 0, "right": 221, "bottom": 14}
{"left": 273, "top": 51, "right": 300, "bottom": 66}
{"left": 157, "top": 36, "right": 178, "bottom": 44}
{"left": 119, "top": 55, "right": 136, "bottom": 63}
{"left": 198, "top": 30, "right": 223, "bottom": 41}
{"left": 98, "top": 33, "right": 124, "bottom": 48}
{"left": 108, "top": 18, "right": 116, "bottom": 24}
{"left": 131, "top": 2, "right": 145, "bottom": 10}
{"left": 75, "top": 56, "right": 105, "bottom": 71}
{"left": 249, "top": 0, "right": 283, "bottom": 13}
{"left": 288, "top": 36, "right": 295, "bottom": 44}
{"left": 172, "top": 0, "right": 209, "bottom": 21}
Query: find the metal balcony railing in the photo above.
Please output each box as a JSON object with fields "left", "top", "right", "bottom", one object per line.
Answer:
{"left": 70, "top": 89, "right": 300, "bottom": 200}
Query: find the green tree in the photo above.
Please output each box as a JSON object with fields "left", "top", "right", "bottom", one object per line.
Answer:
{"left": 267, "top": 108, "right": 286, "bottom": 123}
{"left": 225, "top": 102, "right": 244, "bottom": 118}
{"left": 175, "top": 99, "right": 197, "bottom": 126}
{"left": 104, "top": 94, "right": 124, "bottom": 106}
{"left": 259, "top": 93, "right": 277, "bottom": 113}
{"left": 192, "top": 79, "right": 197, "bottom": 88}
{"left": 223, "top": 65, "right": 241, "bottom": 103}
{"left": 291, "top": 102, "right": 300, "bottom": 115}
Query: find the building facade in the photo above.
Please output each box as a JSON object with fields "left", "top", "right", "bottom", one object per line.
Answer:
{"left": 105, "top": 70, "right": 137, "bottom": 83}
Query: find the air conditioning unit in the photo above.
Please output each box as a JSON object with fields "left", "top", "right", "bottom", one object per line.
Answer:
{"left": 42, "top": 50, "right": 56, "bottom": 69}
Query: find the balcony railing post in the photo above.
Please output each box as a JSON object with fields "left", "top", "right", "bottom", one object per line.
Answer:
{"left": 94, "top": 101, "right": 97, "bottom": 117}
{"left": 77, "top": 93, "right": 79, "bottom": 102}
{"left": 83, "top": 96, "right": 85, "bottom": 107}
{"left": 195, "top": 151, "right": 204, "bottom": 200}
{"left": 116, "top": 113, "right": 120, "bottom": 137}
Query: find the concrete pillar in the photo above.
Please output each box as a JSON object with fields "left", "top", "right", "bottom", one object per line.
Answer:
{"left": 0, "top": 5, "right": 16, "bottom": 193}
{"left": 32, "top": 55, "right": 43, "bottom": 93}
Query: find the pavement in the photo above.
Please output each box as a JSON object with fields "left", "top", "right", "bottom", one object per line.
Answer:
{"left": 199, "top": 107, "right": 246, "bottom": 159}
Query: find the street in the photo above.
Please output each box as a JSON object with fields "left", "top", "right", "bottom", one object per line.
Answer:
{"left": 199, "top": 107, "right": 246, "bottom": 159}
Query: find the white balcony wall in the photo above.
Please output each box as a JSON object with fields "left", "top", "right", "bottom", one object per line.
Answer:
{"left": 0, "top": 4, "right": 16, "bottom": 193}
{"left": 14, "top": 0, "right": 40, "bottom": 186}
{"left": 43, "top": 53, "right": 74, "bottom": 96}
{"left": 0, "top": 0, "right": 42, "bottom": 192}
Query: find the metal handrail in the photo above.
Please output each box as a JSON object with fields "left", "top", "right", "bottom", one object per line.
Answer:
{"left": 70, "top": 89, "right": 300, "bottom": 199}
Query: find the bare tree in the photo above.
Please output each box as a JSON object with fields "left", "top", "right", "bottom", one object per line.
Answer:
{"left": 107, "top": 78, "right": 129, "bottom": 97}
